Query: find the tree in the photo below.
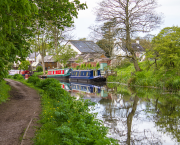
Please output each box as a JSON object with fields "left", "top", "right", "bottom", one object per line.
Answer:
{"left": 89, "top": 22, "right": 116, "bottom": 57}
{"left": 148, "top": 26, "right": 180, "bottom": 70}
{"left": 96, "top": 39, "right": 113, "bottom": 57}
{"left": 18, "top": 61, "right": 30, "bottom": 70}
{"left": 0, "top": 0, "right": 37, "bottom": 81}
{"left": 53, "top": 45, "right": 78, "bottom": 68}
{"left": 95, "top": 0, "right": 162, "bottom": 71}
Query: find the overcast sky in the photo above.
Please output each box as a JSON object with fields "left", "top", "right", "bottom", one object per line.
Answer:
{"left": 72, "top": 0, "right": 180, "bottom": 40}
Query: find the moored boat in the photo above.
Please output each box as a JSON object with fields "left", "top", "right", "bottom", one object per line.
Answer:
{"left": 69, "top": 69, "right": 106, "bottom": 83}
{"left": 47, "top": 68, "right": 73, "bottom": 81}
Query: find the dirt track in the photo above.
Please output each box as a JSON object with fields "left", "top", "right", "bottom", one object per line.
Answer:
{"left": 0, "top": 79, "right": 41, "bottom": 145}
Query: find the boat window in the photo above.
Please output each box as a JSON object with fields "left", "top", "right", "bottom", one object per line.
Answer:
{"left": 76, "top": 72, "right": 78, "bottom": 76}
{"left": 86, "top": 72, "right": 89, "bottom": 76}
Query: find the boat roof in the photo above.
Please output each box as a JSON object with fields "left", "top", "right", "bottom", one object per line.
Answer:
{"left": 48, "top": 68, "right": 72, "bottom": 71}
{"left": 72, "top": 69, "right": 99, "bottom": 72}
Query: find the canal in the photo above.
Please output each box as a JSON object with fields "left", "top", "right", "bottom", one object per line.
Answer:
{"left": 61, "top": 81, "right": 180, "bottom": 144}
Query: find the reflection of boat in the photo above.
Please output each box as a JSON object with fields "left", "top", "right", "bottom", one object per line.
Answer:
{"left": 70, "top": 69, "right": 106, "bottom": 83}
{"left": 60, "top": 82, "right": 71, "bottom": 91}
{"left": 70, "top": 82, "right": 108, "bottom": 98}
{"left": 47, "top": 68, "right": 73, "bottom": 81}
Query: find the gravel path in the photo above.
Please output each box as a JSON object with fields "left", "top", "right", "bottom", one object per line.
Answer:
{"left": 0, "top": 79, "right": 41, "bottom": 145}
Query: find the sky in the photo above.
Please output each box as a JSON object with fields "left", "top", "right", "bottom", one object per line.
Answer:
{"left": 72, "top": 0, "right": 180, "bottom": 40}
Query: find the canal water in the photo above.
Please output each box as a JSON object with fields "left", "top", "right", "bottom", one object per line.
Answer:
{"left": 61, "top": 81, "right": 180, "bottom": 145}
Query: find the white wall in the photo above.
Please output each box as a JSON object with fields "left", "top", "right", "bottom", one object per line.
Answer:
{"left": 66, "top": 42, "right": 81, "bottom": 54}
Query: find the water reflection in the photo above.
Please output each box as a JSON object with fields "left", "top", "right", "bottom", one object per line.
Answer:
{"left": 60, "top": 81, "right": 180, "bottom": 145}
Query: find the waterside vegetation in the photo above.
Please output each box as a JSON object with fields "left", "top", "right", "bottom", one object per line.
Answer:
{"left": 9, "top": 74, "right": 118, "bottom": 144}
{"left": 108, "top": 60, "right": 180, "bottom": 91}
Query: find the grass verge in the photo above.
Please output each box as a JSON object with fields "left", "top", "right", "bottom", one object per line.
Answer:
{"left": 0, "top": 80, "right": 11, "bottom": 104}
{"left": 107, "top": 61, "right": 180, "bottom": 91}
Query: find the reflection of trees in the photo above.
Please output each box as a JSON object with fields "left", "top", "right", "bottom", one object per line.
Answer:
{"left": 148, "top": 95, "right": 180, "bottom": 143}
{"left": 99, "top": 89, "right": 162, "bottom": 145}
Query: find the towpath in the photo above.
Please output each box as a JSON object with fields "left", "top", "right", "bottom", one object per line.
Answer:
{"left": 0, "top": 79, "right": 41, "bottom": 145}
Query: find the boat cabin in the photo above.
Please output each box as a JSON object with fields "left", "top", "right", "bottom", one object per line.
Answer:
{"left": 70, "top": 70, "right": 101, "bottom": 79}
{"left": 47, "top": 68, "right": 72, "bottom": 76}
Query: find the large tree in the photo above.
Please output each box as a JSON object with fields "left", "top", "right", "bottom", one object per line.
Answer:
{"left": 95, "top": 0, "right": 162, "bottom": 71}
{"left": 0, "top": 0, "right": 37, "bottom": 80}
{"left": 148, "top": 26, "right": 180, "bottom": 70}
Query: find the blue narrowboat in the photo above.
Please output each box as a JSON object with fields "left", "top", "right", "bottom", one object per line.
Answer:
{"left": 69, "top": 69, "right": 106, "bottom": 82}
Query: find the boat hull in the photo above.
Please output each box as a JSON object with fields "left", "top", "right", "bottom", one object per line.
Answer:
{"left": 70, "top": 77, "right": 106, "bottom": 83}
{"left": 47, "top": 75, "right": 70, "bottom": 81}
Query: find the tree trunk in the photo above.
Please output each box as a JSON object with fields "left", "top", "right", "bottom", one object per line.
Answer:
{"left": 125, "top": 0, "right": 141, "bottom": 72}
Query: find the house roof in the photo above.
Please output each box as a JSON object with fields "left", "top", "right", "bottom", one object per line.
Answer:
{"left": 131, "top": 43, "right": 145, "bottom": 52}
{"left": 44, "top": 55, "right": 56, "bottom": 62}
{"left": 68, "top": 40, "right": 105, "bottom": 54}
{"left": 28, "top": 52, "right": 40, "bottom": 58}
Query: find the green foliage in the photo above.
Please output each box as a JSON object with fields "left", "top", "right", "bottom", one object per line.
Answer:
{"left": 53, "top": 45, "right": 78, "bottom": 68}
{"left": 0, "top": 0, "right": 37, "bottom": 81}
{"left": 24, "top": 77, "right": 118, "bottom": 144}
{"left": 148, "top": 26, "right": 180, "bottom": 70}
{"left": 36, "top": 66, "right": 43, "bottom": 72}
{"left": 96, "top": 62, "right": 100, "bottom": 68}
{"left": 0, "top": 80, "right": 11, "bottom": 104}
{"left": 18, "top": 60, "right": 30, "bottom": 70}
{"left": 76, "top": 65, "right": 80, "bottom": 70}
{"left": 27, "top": 76, "right": 41, "bottom": 87}
{"left": 108, "top": 61, "right": 180, "bottom": 90}
{"left": 13, "top": 74, "right": 24, "bottom": 80}
{"left": 80, "top": 63, "right": 86, "bottom": 69}
{"left": 32, "top": 72, "right": 44, "bottom": 77}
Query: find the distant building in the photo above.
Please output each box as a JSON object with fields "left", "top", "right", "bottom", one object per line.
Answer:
{"left": 44, "top": 55, "right": 57, "bottom": 70}
{"left": 26, "top": 52, "right": 42, "bottom": 64}
{"left": 65, "top": 40, "right": 105, "bottom": 54}
{"left": 112, "top": 40, "right": 145, "bottom": 61}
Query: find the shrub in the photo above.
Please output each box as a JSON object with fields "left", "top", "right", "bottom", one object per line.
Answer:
{"left": 96, "top": 62, "right": 100, "bottom": 68}
{"left": 36, "top": 66, "right": 43, "bottom": 72}
{"left": 27, "top": 76, "right": 41, "bottom": 87}
{"left": 13, "top": 74, "right": 24, "bottom": 80}
{"left": 76, "top": 65, "right": 80, "bottom": 70}
{"left": 80, "top": 63, "right": 84, "bottom": 69}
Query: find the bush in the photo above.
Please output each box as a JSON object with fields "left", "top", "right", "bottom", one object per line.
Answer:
{"left": 76, "top": 65, "right": 80, "bottom": 70}
{"left": 13, "top": 74, "right": 24, "bottom": 80}
{"left": 36, "top": 66, "right": 43, "bottom": 72}
{"left": 27, "top": 76, "right": 41, "bottom": 87}
{"left": 34, "top": 77, "right": 118, "bottom": 145}
{"left": 96, "top": 62, "right": 100, "bottom": 68}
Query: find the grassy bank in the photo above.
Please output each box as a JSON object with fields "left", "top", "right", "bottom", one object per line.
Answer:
{"left": 107, "top": 61, "right": 180, "bottom": 91}
{"left": 0, "top": 80, "right": 11, "bottom": 104}
{"left": 10, "top": 74, "right": 118, "bottom": 144}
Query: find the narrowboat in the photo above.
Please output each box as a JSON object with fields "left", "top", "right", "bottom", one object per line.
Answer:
{"left": 47, "top": 68, "right": 73, "bottom": 81}
{"left": 69, "top": 69, "right": 106, "bottom": 83}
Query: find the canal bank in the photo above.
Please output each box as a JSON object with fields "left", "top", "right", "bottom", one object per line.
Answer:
{"left": 107, "top": 61, "right": 180, "bottom": 91}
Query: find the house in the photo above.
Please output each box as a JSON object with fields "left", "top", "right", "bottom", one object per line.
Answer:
{"left": 68, "top": 53, "right": 111, "bottom": 68}
{"left": 65, "top": 40, "right": 110, "bottom": 67}
{"left": 112, "top": 40, "right": 145, "bottom": 61}
{"left": 44, "top": 55, "right": 57, "bottom": 70}
{"left": 65, "top": 40, "right": 105, "bottom": 54}
{"left": 26, "top": 52, "right": 42, "bottom": 64}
